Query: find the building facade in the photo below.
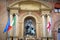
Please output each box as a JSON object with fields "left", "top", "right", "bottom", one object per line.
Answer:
{"left": 0, "top": 0, "right": 60, "bottom": 40}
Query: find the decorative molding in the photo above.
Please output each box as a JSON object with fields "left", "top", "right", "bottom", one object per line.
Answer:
{"left": 41, "top": 14, "right": 47, "bottom": 17}
{"left": 28, "top": 12, "right": 32, "bottom": 15}
{"left": 8, "top": 0, "right": 52, "bottom": 11}
{"left": 47, "top": 14, "right": 51, "bottom": 16}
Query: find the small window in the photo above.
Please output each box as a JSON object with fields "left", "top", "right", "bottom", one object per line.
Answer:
{"left": 54, "top": 8, "right": 60, "bottom": 13}
{"left": 54, "top": 9, "right": 58, "bottom": 12}
{"left": 59, "top": 9, "right": 60, "bottom": 12}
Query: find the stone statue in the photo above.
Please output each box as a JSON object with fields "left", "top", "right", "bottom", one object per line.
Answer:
{"left": 25, "top": 19, "right": 35, "bottom": 35}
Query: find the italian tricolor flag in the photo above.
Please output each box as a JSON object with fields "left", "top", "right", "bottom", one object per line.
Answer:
{"left": 8, "top": 16, "right": 16, "bottom": 32}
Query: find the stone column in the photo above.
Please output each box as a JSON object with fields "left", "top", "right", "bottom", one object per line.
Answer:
{"left": 15, "top": 14, "right": 19, "bottom": 40}
{"left": 10, "top": 14, "right": 13, "bottom": 36}
{"left": 42, "top": 14, "right": 46, "bottom": 37}
{"left": 47, "top": 14, "right": 52, "bottom": 37}
{"left": 13, "top": 14, "right": 18, "bottom": 40}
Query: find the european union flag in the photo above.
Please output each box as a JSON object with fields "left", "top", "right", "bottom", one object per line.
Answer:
{"left": 3, "top": 18, "right": 10, "bottom": 32}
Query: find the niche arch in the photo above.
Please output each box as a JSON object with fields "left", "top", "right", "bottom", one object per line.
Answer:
{"left": 24, "top": 16, "right": 36, "bottom": 37}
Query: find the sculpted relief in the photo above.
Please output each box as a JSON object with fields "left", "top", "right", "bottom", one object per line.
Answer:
{"left": 25, "top": 19, "right": 36, "bottom": 36}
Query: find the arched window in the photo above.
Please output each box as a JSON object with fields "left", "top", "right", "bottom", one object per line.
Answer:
{"left": 57, "top": 25, "right": 60, "bottom": 40}
{"left": 58, "top": 25, "right": 60, "bottom": 33}
{"left": 54, "top": 3, "right": 60, "bottom": 13}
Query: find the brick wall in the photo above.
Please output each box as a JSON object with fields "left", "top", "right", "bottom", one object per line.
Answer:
{"left": 0, "top": 1, "right": 8, "bottom": 40}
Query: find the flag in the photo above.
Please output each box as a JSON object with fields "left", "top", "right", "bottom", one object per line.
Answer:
{"left": 47, "top": 22, "right": 51, "bottom": 32}
{"left": 10, "top": 16, "right": 16, "bottom": 27}
{"left": 3, "top": 16, "right": 16, "bottom": 32}
{"left": 3, "top": 18, "right": 12, "bottom": 32}
{"left": 9, "top": 16, "right": 16, "bottom": 31}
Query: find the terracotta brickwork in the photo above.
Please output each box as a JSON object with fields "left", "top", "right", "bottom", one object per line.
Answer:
{"left": 0, "top": 1, "right": 8, "bottom": 40}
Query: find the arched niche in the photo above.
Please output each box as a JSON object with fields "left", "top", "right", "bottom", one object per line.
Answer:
{"left": 24, "top": 17, "right": 36, "bottom": 36}
{"left": 24, "top": 16, "right": 36, "bottom": 37}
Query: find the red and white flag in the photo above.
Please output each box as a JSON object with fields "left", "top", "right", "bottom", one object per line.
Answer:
{"left": 47, "top": 22, "right": 51, "bottom": 32}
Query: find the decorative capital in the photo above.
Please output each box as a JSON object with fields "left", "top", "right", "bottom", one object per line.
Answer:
{"left": 41, "top": 14, "right": 47, "bottom": 17}
{"left": 47, "top": 14, "right": 51, "bottom": 16}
